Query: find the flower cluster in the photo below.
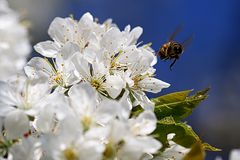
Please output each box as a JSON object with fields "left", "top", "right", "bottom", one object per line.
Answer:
{"left": 0, "top": 0, "right": 31, "bottom": 81}
{"left": 0, "top": 11, "right": 176, "bottom": 160}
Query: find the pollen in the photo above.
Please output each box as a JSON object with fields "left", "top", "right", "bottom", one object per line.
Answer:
{"left": 54, "top": 74, "right": 61, "bottom": 82}
{"left": 53, "top": 72, "right": 64, "bottom": 86}
{"left": 91, "top": 79, "right": 101, "bottom": 90}
{"left": 132, "top": 75, "right": 145, "bottom": 90}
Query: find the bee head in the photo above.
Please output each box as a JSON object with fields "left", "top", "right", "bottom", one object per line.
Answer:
{"left": 173, "top": 43, "right": 183, "bottom": 54}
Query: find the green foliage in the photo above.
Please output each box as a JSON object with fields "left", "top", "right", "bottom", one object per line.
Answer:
{"left": 0, "top": 139, "right": 12, "bottom": 157}
{"left": 152, "top": 88, "right": 220, "bottom": 155}
{"left": 152, "top": 88, "right": 209, "bottom": 122}
{"left": 153, "top": 116, "right": 200, "bottom": 150}
{"left": 202, "top": 143, "right": 221, "bottom": 152}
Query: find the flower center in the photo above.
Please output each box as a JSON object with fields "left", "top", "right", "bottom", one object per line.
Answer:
{"left": 132, "top": 73, "right": 151, "bottom": 90}
{"left": 81, "top": 116, "right": 92, "bottom": 131}
{"left": 91, "top": 79, "right": 101, "bottom": 90}
{"left": 110, "top": 50, "right": 126, "bottom": 71}
{"left": 63, "top": 147, "right": 78, "bottom": 160}
{"left": 54, "top": 72, "right": 64, "bottom": 85}
{"left": 103, "top": 141, "right": 116, "bottom": 159}
{"left": 132, "top": 75, "right": 142, "bottom": 90}
{"left": 103, "top": 140, "right": 125, "bottom": 160}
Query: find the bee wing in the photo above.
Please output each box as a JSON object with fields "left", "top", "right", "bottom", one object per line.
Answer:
{"left": 182, "top": 34, "right": 194, "bottom": 49}
{"left": 168, "top": 25, "right": 183, "bottom": 41}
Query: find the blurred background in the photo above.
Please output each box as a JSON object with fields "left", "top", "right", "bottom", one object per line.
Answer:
{"left": 8, "top": 0, "right": 240, "bottom": 159}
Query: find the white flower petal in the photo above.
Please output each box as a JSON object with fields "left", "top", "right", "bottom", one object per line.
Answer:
{"left": 141, "top": 153, "right": 153, "bottom": 160}
{"left": 34, "top": 41, "right": 60, "bottom": 58}
{"left": 48, "top": 17, "right": 76, "bottom": 45}
{"left": 119, "top": 136, "right": 161, "bottom": 160}
{"left": 35, "top": 106, "right": 56, "bottom": 133}
{"left": 24, "top": 57, "right": 54, "bottom": 83}
{"left": 230, "top": 149, "right": 240, "bottom": 160}
{"left": 78, "top": 140, "right": 104, "bottom": 160}
{"left": 139, "top": 47, "right": 156, "bottom": 66}
{"left": 130, "top": 58, "right": 151, "bottom": 76}
{"left": 117, "top": 46, "right": 141, "bottom": 65}
{"left": 105, "top": 75, "right": 125, "bottom": 99}
{"left": 4, "top": 109, "right": 29, "bottom": 139}
{"left": 128, "top": 26, "right": 143, "bottom": 45}
{"left": 78, "top": 12, "right": 94, "bottom": 28}
{"left": 96, "top": 100, "right": 120, "bottom": 125}
{"left": 55, "top": 43, "right": 80, "bottom": 84}
{"left": 0, "top": 104, "right": 15, "bottom": 117}
{"left": 100, "top": 27, "right": 123, "bottom": 54}
{"left": 92, "top": 61, "right": 108, "bottom": 77}
{"left": 138, "top": 77, "right": 170, "bottom": 93}
{"left": 118, "top": 90, "right": 132, "bottom": 120}
{"left": 0, "top": 81, "right": 17, "bottom": 106}
{"left": 57, "top": 42, "right": 79, "bottom": 61}
{"left": 24, "top": 81, "right": 51, "bottom": 109}
{"left": 132, "top": 91, "right": 154, "bottom": 110}
{"left": 85, "top": 126, "right": 108, "bottom": 140}
{"left": 0, "top": 0, "right": 30, "bottom": 80}
{"left": 156, "top": 143, "right": 189, "bottom": 160}
{"left": 72, "top": 54, "right": 91, "bottom": 80}
{"left": 131, "top": 111, "right": 157, "bottom": 135}
{"left": 10, "top": 137, "right": 41, "bottom": 160}
{"left": 135, "top": 136, "right": 162, "bottom": 154}
{"left": 68, "top": 83, "right": 97, "bottom": 115}
{"left": 109, "top": 120, "right": 128, "bottom": 143}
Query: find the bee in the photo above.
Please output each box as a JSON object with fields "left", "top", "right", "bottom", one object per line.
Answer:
{"left": 157, "top": 26, "right": 193, "bottom": 70}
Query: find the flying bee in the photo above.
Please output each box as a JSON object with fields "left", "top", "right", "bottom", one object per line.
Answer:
{"left": 157, "top": 26, "right": 193, "bottom": 70}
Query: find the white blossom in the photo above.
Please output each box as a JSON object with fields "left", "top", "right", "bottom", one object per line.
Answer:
{"left": 34, "top": 12, "right": 111, "bottom": 62}
{"left": 25, "top": 43, "right": 79, "bottom": 92}
{"left": 154, "top": 134, "right": 190, "bottom": 160}
{"left": 0, "top": 75, "right": 50, "bottom": 116}
{"left": 0, "top": 11, "right": 177, "bottom": 160}
{"left": 101, "top": 111, "right": 161, "bottom": 160}
{"left": 67, "top": 82, "right": 123, "bottom": 129}
{"left": 41, "top": 118, "right": 104, "bottom": 160}
{"left": 0, "top": 0, "right": 31, "bottom": 80}
{"left": 9, "top": 137, "right": 42, "bottom": 160}
{"left": 229, "top": 149, "right": 240, "bottom": 160}
{"left": 72, "top": 54, "right": 125, "bottom": 98}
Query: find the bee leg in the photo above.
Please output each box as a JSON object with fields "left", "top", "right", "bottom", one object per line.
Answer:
{"left": 163, "top": 57, "right": 169, "bottom": 61}
{"left": 170, "top": 59, "right": 177, "bottom": 70}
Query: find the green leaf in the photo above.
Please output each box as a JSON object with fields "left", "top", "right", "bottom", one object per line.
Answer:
{"left": 130, "top": 105, "right": 143, "bottom": 117}
{"left": 152, "top": 88, "right": 209, "bottom": 121}
{"left": 183, "top": 141, "right": 205, "bottom": 160}
{"left": 153, "top": 117, "right": 200, "bottom": 150}
{"left": 202, "top": 143, "right": 221, "bottom": 152}
{"left": 153, "top": 117, "right": 220, "bottom": 153}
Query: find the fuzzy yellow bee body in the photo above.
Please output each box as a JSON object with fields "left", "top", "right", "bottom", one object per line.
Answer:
{"left": 157, "top": 27, "right": 192, "bottom": 70}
